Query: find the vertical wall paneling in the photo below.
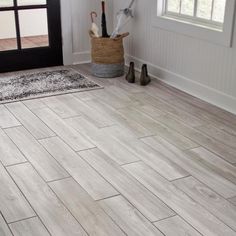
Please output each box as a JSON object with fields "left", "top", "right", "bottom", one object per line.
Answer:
{"left": 113, "top": 0, "right": 236, "bottom": 114}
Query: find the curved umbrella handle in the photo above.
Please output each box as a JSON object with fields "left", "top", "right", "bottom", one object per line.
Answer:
{"left": 113, "top": 32, "right": 130, "bottom": 40}
{"left": 90, "top": 11, "right": 97, "bottom": 23}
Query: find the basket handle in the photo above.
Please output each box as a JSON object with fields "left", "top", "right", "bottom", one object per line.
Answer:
{"left": 113, "top": 32, "right": 130, "bottom": 41}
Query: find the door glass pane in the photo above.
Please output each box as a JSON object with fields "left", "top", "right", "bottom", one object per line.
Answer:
{"left": 0, "top": 0, "right": 14, "bottom": 7}
{"left": 167, "top": 0, "right": 181, "bottom": 13}
{"left": 212, "top": 0, "right": 226, "bottom": 23}
{"left": 17, "top": 0, "right": 46, "bottom": 6}
{"left": 181, "top": 0, "right": 194, "bottom": 16}
{"left": 197, "top": 0, "right": 213, "bottom": 20}
{"left": 0, "top": 11, "right": 17, "bottom": 51}
{"left": 18, "top": 8, "right": 49, "bottom": 49}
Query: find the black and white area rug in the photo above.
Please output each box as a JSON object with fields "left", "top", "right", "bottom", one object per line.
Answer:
{"left": 0, "top": 68, "right": 102, "bottom": 104}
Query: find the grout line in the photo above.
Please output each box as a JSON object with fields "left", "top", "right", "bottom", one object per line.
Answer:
{"left": 172, "top": 176, "right": 236, "bottom": 233}
{"left": 138, "top": 134, "right": 157, "bottom": 140}
{"left": 8, "top": 216, "right": 37, "bottom": 225}
{"left": 47, "top": 181, "right": 93, "bottom": 236}
{"left": 76, "top": 146, "right": 98, "bottom": 152}
{"left": 120, "top": 160, "right": 143, "bottom": 167}
{"left": 0, "top": 211, "right": 14, "bottom": 235}
{"left": 4, "top": 127, "right": 72, "bottom": 182}
{"left": 152, "top": 214, "right": 177, "bottom": 224}
{"left": 78, "top": 147, "right": 178, "bottom": 220}
{"left": 46, "top": 176, "right": 72, "bottom": 184}
{"left": 2, "top": 164, "right": 51, "bottom": 234}
{"left": 95, "top": 194, "right": 121, "bottom": 202}
{"left": 4, "top": 102, "right": 56, "bottom": 140}
{"left": 5, "top": 161, "right": 29, "bottom": 168}
{"left": 170, "top": 175, "right": 192, "bottom": 183}
{"left": 2, "top": 125, "right": 23, "bottom": 130}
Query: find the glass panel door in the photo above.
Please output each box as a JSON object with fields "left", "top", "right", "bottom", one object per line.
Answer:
{"left": 18, "top": 8, "right": 49, "bottom": 49}
{"left": 0, "top": 0, "right": 14, "bottom": 7}
{"left": 17, "top": 0, "right": 46, "bottom": 6}
{"left": 0, "top": 11, "right": 17, "bottom": 51}
{"left": 0, "top": 0, "right": 63, "bottom": 72}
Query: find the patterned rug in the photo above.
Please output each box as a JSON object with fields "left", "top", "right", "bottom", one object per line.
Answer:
{"left": 0, "top": 68, "right": 102, "bottom": 104}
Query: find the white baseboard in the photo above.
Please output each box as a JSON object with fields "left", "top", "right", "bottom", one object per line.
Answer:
{"left": 73, "top": 51, "right": 91, "bottom": 65}
{"left": 126, "top": 55, "right": 236, "bottom": 115}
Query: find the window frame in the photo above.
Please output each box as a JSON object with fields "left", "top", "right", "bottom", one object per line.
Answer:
{"left": 165, "top": 0, "right": 224, "bottom": 28}
{"left": 152, "top": 0, "right": 236, "bottom": 47}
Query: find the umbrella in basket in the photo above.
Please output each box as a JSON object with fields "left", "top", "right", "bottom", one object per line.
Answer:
{"left": 101, "top": 0, "right": 109, "bottom": 38}
{"left": 111, "top": 0, "right": 135, "bottom": 39}
{"left": 90, "top": 11, "right": 99, "bottom": 37}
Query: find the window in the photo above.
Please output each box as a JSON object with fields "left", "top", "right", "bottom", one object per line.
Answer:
{"left": 165, "top": 0, "right": 226, "bottom": 29}
{"left": 152, "top": 0, "right": 235, "bottom": 46}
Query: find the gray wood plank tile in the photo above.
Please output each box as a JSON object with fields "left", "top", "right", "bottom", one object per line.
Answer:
{"left": 83, "top": 99, "right": 152, "bottom": 138}
{"left": 7, "top": 163, "right": 88, "bottom": 236}
{"left": 196, "top": 124, "right": 236, "bottom": 149}
{"left": 117, "top": 106, "right": 198, "bottom": 150}
{"left": 6, "top": 102, "right": 55, "bottom": 140}
{"left": 42, "top": 95, "right": 81, "bottom": 119}
{"left": 0, "top": 163, "right": 35, "bottom": 223}
{"left": 142, "top": 136, "right": 236, "bottom": 198}
{"left": 79, "top": 148, "right": 175, "bottom": 222}
{"left": 169, "top": 94, "right": 236, "bottom": 126}
{"left": 132, "top": 103, "right": 166, "bottom": 120}
{"left": 2, "top": 64, "right": 236, "bottom": 236}
{"left": 141, "top": 83, "right": 176, "bottom": 101}
{"left": 185, "top": 147, "right": 236, "bottom": 185}
{"left": 131, "top": 92, "right": 205, "bottom": 127}
{"left": 124, "top": 162, "right": 236, "bottom": 236}
{"left": 47, "top": 94, "right": 114, "bottom": 127}
{"left": 40, "top": 137, "right": 118, "bottom": 200}
{"left": 229, "top": 197, "right": 236, "bottom": 206}
{"left": 23, "top": 99, "right": 47, "bottom": 111}
{"left": 9, "top": 217, "right": 50, "bottom": 236}
{"left": 0, "top": 213, "right": 12, "bottom": 236}
{"left": 154, "top": 216, "right": 202, "bottom": 236}
{"left": 33, "top": 107, "right": 95, "bottom": 151}
{"left": 67, "top": 117, "right": 140, "bottom": 165}
{"left": 91, "top": 87, "right": 134, "bottom": 109}
{"left": 49, "top": 178, "right": 125, "bottom": 236}
{"left": 193, "top": 100, "right": 236, "bottom": 126}
{"left": 5, "top": 126, "right": 69, "bottom": 182}
{"left": 106, "top": 125, "right": 189, "bottom": 181}
{"left": 73, "top": 91, "right": 96, "bottom": 102}
{"left": 99, "top": 195, "right": 164, "bottom": 236}
{"left": 168, "top": 98, "right": 236, "bottom": 139}
{"left": 112, "top": 76, "right": 144, "bottom": 94}
{"left": 174, "top": 176, "right": 236, "bottom": 231}
{"left": 0, "top": 105, "right": 20, "bottom": 128}
{"left": 0, "top": 128, "right": 26, "bottom": 166}
{"left": 68, "top": 94, "right": 115, "bottom": 128}
{"left": 155, "top": 114, "right": 236, "bottom": 163}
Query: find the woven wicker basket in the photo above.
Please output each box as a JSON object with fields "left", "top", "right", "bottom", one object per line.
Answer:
{"left": 90, "top": 32, "right": 129, "bottom": 78}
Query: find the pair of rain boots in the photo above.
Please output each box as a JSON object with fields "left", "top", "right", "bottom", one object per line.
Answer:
{"left": 126, "top": 62, "right": 151, "bottom": 86}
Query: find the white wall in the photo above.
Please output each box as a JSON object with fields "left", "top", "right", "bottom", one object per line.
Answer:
{"left": 70, "top": 0, "right": 113, "bottom": 64}
{"left": 113, "top": 0, "right": 236, "bottom": 114}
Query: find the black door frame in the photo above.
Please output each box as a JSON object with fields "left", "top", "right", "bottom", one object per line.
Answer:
{"left": 0, "top": 0, "right": 63, "bottom": 73}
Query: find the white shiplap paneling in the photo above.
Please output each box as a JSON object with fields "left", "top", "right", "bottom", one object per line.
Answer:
{"left": 113, "top": 0, "right": 236, "bottom": 114}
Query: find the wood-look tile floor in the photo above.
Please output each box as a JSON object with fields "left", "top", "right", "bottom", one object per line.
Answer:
{"left": 0, "top": 64, "right": 236, "bottom": 236}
